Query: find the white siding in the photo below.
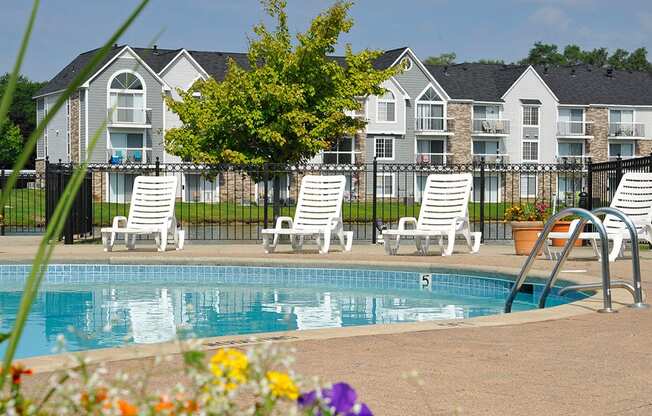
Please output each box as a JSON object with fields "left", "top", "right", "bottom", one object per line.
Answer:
{"left": 365, "top": 79, "right": 407, "bottom": 136}
{"left": 45, "top": 93, "right": 70, "bottom": 162}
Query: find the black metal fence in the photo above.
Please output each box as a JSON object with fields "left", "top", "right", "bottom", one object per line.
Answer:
{"left": 6, "top": 156, "right": 650, "bottom": 243}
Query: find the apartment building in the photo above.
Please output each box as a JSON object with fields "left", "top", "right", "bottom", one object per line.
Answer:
{"left": 35, "top": 45, "right": 652, "bottom": 202}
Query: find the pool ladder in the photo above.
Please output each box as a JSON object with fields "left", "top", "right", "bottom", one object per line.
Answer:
{"left": 504, "top": 207, "right": 649, "bottom": 313}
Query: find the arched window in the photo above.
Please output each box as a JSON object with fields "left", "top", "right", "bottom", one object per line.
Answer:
{"left": 416, "top": 86, "right": 444, "bottom": 131}
{"left": 377, "top": 90, "right": 396, "bottom": 122}
{"left": 108, "top": 71, "right": 146, "bottom": 124}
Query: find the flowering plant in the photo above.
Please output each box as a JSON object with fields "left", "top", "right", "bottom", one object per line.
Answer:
{"left": 0, "top": 344, "right": 373, "bottom": 416}
{"left": 504, "top": 201, "right": 550, "bottom": 222}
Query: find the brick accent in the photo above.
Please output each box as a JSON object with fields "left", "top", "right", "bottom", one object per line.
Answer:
{"left": 35, "top": 159, "right": 46, "bottom": 188}
{"left": 92, "top": 172, "right": 106, "bottom": 202}
{"left": 218, "top": 172, "right": 256, "bottom": 203}
{"left": 586, "top": 107, "right": 609, "bottom": 162}
{"left": 68, "top": 92, "right": 80, "bottom": 163}
{"left": 447, "top": 103, "right": 472, "bottom": 164}
{"left": 636, "top": 140, "right": 652, "bottom": 157}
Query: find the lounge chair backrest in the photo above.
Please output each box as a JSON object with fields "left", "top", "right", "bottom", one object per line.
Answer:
{"left": 417, "top": 173, "right": 473, "bottom": 230}
{"left": 127, "top": 176, "right": 178, "bottom": 229}
{"left": 604, "top": 172, "right": 652, "bottom": 233}
{"left": 294, "top": 175, "right": 346, "bottom": 230}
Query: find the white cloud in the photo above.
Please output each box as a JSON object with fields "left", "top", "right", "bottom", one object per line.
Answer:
{"left": 528, "top": 6, "right": 572, "bottom": 31}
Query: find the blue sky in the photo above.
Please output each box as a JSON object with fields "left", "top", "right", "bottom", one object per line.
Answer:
{"left": 3, "top": 0, "right": 652, "bottom": 81}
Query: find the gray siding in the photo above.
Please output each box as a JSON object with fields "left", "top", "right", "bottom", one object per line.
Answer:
{"left": 45, "top": 93, "right": 69, "bottom": 162}
{"left": 36, "top": 98, "right": 45, "bottom": 159}
{"left": 86, "top": 54, "right": 165, "bottom": 163}
{"left": 79, "top": 89, "right": 86, "bottom": 160}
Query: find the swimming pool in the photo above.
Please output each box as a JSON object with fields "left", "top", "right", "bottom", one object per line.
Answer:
{"left": 0, "top": 264, "right": 586, "bottom": 358}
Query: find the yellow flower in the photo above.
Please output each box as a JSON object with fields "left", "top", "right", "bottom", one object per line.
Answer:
{"left": 267, "top": 371, "right": 299, "bottom": 400}
{"left": 210, "top": 349, "right": 248, "bottom": 390}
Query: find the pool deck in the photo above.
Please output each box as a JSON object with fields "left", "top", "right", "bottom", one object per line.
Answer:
{"left": 3, "top": 236, "right": 652, "bottom": 415}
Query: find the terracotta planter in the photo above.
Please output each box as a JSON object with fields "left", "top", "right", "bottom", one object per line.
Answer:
{"left": 511, "top": 221, "right": 544, "bottom": 255}
{"left": 551, "top": 220, "right": 582, "bottom": 247}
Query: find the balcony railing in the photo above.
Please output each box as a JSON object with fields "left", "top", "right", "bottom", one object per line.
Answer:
{"left": 555, "top": 155, "right": 590, "bottom": 165}
{"left": 609, "top": 122, "right": 645, "bottom": 137}
{"left": 108, "top": 148, "right": 153, "bottom": 164}
{"left": 472, "top": 119, "right": 510, "bottom": 135}
{"left": 557, "top": 121, "right": 592, "bottom": 136}
{"left": 415, "top": 117, "right": 453, "bottom": 133}
{"left": 416, "top": 153, "right": 451, "bottom": 164}
{"left": 472, "top": 154, "right": 510, "bottom": 163}
{"left": 107, "top": 107, "right": 152, "bottom": 125}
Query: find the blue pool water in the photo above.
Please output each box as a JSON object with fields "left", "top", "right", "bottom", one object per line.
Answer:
{"left": 0, "top": 264, "right": 585, "bottom": 358}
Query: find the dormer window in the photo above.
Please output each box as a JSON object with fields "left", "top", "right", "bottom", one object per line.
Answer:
{"left": 110, "top": 72, "right": 143, "bottom": 90}
{"left": 377, "top": 91, "right": 396, "bottom": 122}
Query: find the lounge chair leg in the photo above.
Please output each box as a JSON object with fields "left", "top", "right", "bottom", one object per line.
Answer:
{"left": 337, "top": 229, "right": 353, "bottom": 252}
{"left": 420, "top": 236, "right": 430, "bottom": 255}
{"left": 443, "top": 230, "right": 456, "bottom": 256}
{"left": 158, "top": 229, "right": 168, "bottom": 252}
{"left": 102, "top": 232, "right": 113, "bottom": 252}
{"left": 262, "top": 234, "right": 277, "bottom": 254}
{"left": 291, "top": 235, "right": 304, "bottom": 251}
{"left": 319, "top": 230, "right": 331, "bottom": 254}
{"left": 175, "top": 229, "right": 185, "bottom": 250}
{"left": 126, "top": 234, "right": 136, "bottom": 250}
{"left": 609, "top": 236, "right": 623, "bottom": 262}
{"left": 470, "top": 232, "right": 481, "bottom": 254}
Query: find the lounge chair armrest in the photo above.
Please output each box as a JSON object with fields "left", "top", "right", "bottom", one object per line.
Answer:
{"left": 398, "top": 217, "right": 418, "bottom": 230}
{"left": 111, "top": 216, "right": 128, "bottom": 229}
{"left": 274, "top": 216, "right": 294, "bottom": 229}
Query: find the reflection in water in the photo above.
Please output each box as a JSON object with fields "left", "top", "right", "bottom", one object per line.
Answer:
{"left": 0, "top": 283, "right": 525, "bottom": 358}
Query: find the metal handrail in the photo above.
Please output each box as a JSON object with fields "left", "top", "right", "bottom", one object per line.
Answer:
{"left": 504, "top": 208, "right": 614, "bottom": 313}
{"left": 558, "top": 280, "right": 636, "bottom": 299}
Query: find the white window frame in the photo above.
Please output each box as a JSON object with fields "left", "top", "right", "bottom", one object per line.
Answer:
{"left": 322, "top": 137, "right": 360, "bottom": 164}
{"left": 415, "top": 137, "right": 447, "bottom": 164}
{"left": 107, "top": 70, "right": 148, "bottom": 125}
{"left": 521, "top": 105, "right": 540, "bottom": 162}
{"left": 376, "top": 173, "right": 395, "bottom": 197}
{"left": 520, "top": 174, "right": 538, "bottom": 198}
{"left": 415, "top": 85, "right": 446, "bottom": 132}
{"left": 374, "top": 136, "right": 395, "bottom": 161}
{"left": 556, "top": 140, "right": 585, "bottom": 159}
{"left": 608, "top": 140, "right": 636, "bottom": 159}
{"left": 521, "top": 141, "right": 539, "bottom": 163}
{"left": 376, "top": 90, "right": 397, "bottom": 123}
{"left": 557, "top": 107, "right": 586, "bottom": 136}
{"left": 107, "top": 130, "right": 151, "bottom": 163}
{"left": 608, "top": 108, "right": 638, "bottom": 137}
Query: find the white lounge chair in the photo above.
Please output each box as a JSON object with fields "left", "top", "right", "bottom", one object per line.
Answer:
{"left": 101, "top": 175, "right": 184, "bottom": 252}
{"left": 261, "top": 175, "right": 353, "bottom": 254}
{"left": 382, "top": 173, "right": 481, "bottom": 256}
{"left": 544, "top": 172, "right": 652, "bottom": 262}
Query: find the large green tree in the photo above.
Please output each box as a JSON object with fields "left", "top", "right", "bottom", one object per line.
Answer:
{"left": 424, "top": 52, "right": 456, "bottom": 65}
{"left": 165, "top": 0, "right": 399, "bottom": 166}
{"left": 0, "top": 121, "right": 23, "bottom": 168}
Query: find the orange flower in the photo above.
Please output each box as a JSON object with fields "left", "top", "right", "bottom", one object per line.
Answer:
{"left": 118, "top": 399, "right": 139, "bottom": 416}
{"left": 183, "top": 400, "right": 199, "bottom": 412}
{"left": 9, "top": 364, "right": 33, "bottom": 385}
{"left": 154, "top": 396, "right": 175, "bottom": 412}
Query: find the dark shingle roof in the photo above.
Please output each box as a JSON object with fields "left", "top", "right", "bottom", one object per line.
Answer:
{"left": 425, "top": 63, "right": 526, "bottom": 102}
{"left": 37, "top": 45, "right": 410, "bottom": 97}
{"left": 535, "top": 65, "right": 652, "bottom": 105}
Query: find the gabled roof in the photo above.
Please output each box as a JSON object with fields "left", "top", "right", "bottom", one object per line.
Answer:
{"left": 373, "top": 47, "right": 409, "bottom": 70}
{"left": 425, "top": 63, "right": 526, "bottom": 102}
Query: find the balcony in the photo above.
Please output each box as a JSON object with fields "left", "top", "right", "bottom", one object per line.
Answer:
{"left": 108, "top": 148, "right": 153, "bottom": 165}
{"left": 557, "top": 121, "right": 593, "bottom": 137}
{"left": 416, "top": 153, "right": 451, "bottom": 165}
{"left": 415, "top": 117, "right": 454, "bottom": 134}
{"left": 107, "top": 107, "right": 152, "bottom": 126}
{"left": 472, "top": 154, "right": 510, "bottom": 163}
{"left": 472, "top": 119, "right": 510, "bottom": 135}
{"left": 609, "top": 122, "right": 645, "bottom": 138}
{"left": 555, "top": 155, "right": 590, "bottom": 165}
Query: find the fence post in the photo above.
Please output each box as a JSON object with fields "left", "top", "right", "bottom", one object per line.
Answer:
{"left": 648, "top": 152, "right": 652, "bottom": 173}
{"left": 372, "top": 157, "right": 378, "bottom": 244}
{"left": 155, "top": 157, "right": 160, "bottom": 177}
{"left": 586, "top": 157, "right": 593, "bottom": 211}
{"left": 479, "top": 156, "right": 485, "bottom": 243}
{"left": 616, "top": 155, "right": 623, "bottom": 189}
{"left": 0, "top": 168, "right": 5, "bottom": 236}
{"left": 63, "top": 162, "right": 74, "bottom": 245}
{"left": 263, "top": 163, "right": 269, "bottom": 229}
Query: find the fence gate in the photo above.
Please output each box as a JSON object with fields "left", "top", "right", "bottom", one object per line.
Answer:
{"left": 45, "top": 163, "right": 93, "bottom": 243}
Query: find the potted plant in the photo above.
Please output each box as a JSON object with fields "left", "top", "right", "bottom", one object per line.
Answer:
{"left": 505, "top": 202, "right": 550, "bottom": 255}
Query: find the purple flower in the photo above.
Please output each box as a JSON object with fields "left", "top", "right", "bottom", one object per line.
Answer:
{"left": 355, "top": 403, "right": 373, "bottom": 416}
{"left": 298, "top": 383, "right": 373, "bottom": 416}
{"left": 298, "top": 390, "right": 317, "bottom": 407}
{"left": 324, "top": 383, "right": 357, "bottom": 414}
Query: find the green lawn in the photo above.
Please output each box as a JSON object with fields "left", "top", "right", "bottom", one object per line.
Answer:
{"left": 1, "top": 189, "right": 510, "bottom": 228}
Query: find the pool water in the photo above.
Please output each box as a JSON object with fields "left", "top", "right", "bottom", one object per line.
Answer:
{"left": 0, "top": 265, "right": 585, "bottom": 358}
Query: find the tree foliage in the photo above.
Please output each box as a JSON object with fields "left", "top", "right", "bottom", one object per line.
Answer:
{"left": 423, "top": 52, "right": 456, "bottom": 65}
{"left": 0, "top": 120, "right": 23, "bottom": 168}
{"left": 165, "top": 0, "right": 399, "bottom": 165}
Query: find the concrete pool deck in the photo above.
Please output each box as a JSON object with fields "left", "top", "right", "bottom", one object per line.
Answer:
{"left": 2, "top": 236, "right": 652, "bottom": 415}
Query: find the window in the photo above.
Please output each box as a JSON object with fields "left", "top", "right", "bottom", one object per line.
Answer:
{"left": 416, "top": 87, "right": 444, "bottom": 131}
{"left": 473, "top": 105, "right": 500, "bottom": 120}
{"left": 520, "top": 174, "right": 537, "bottom": 198}
{"left": 376, "top": 173, "right": 394, "bottom": 197}
{"left": 108, "top": 71, "right": 147, "bottom": 124}
{"left": 108, "top": 132, "right": 151, "bottom": 164}
{"left": 523, "top": 106, "right": 539, "bottom": 126}
{"left": 416, "top": 139, "right": 445, "bottom": 164}
{"left": 609, "top": 142, "right": 635, "bottom": 159}
{"left": 609, "top": 109, "right": 639, "bottom": 136}
{"left": 522, "top": 141, "right": 538, "bottom": 162}
{"left": 558, "top": 108, "right": 584, "bottom": 135}
{"left": 473, "top": 140, "right": 500, "bottom": 155}
{"left": 558, "top": 176, "right": 585, "bottom": 202}
{"left": 557, "top": 141, "right": 584, "bottom": 159}
{"left": 374, "top": 136, "right": 394, "bottom": 160}
{"left": 323, "top": 137, "right": 358, "bottom": 164}
{"left": 401, "top": 57, "right": 413, "bottom": 71}
{"left": 377, "top": 91, "right": 396, "bottom": 122}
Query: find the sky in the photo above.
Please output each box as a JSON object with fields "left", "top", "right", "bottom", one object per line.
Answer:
{"left": 3, "top": 0, "right": 652, "bottom": 82}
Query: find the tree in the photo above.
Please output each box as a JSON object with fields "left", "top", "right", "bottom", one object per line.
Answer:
{"left": 607, "top": 48, "right": 630, "bottom": 69}
{"left": 583, "top": 47, "right": 609, "bottom": 67}
{"left": 165, "top": 0, "right": 398, "bottom": 166}
{"left": 562, "top": 44, "right": 585, "bottom": 66}
{"left": 519, "top": 42, "right": 563, "bottom": 66}
{"left": 424, "top": 52, "right": 456, "bottom": 65}
{"left": 476, "top": 59, "right": 505, "bottom": 65}
{"left": 0, "top": 121, "right": 23, "bottom": 168}
{"left": 625, "top": 47, "right": 650, "bottom": 71}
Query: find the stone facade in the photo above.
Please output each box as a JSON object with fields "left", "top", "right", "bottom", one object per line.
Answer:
{"left": 68, "top": 93, "right": 81, "bottom": 163}
{"left": 586, "top": 107, "right": 609, "bottom": 162}
{"left": 447, "top": 103, "right": 472, "bottom": 164}
{"left": 636, "top": 140, "right": 652, "bottom": 157}
{"left": 218, "top": 171, "right": 256, "bottom": 204}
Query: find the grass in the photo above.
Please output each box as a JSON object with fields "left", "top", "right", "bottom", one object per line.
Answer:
{"left": 2, "top": 189, "right": 512, "bottom": 227}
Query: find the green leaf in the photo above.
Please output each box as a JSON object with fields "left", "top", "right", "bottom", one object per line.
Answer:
{"left": 0, "top": 332, "right": 10, "bottom": 344}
